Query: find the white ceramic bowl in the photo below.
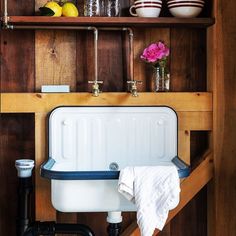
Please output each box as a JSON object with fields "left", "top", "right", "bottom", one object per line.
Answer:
{"left": 168, "top": 5, "right": 203, "bottom": 17}
{"left": 168, "top": 2, "right": 204, "bottom": 7}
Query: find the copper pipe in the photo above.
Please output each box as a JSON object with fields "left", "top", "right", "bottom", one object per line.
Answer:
{"left": 3, "top": 0, "right": 9, "bottom": 28}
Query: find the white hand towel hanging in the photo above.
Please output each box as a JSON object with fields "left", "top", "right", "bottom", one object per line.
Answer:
{"left": 118, "top": 165, "right": 180, "bottom": 236}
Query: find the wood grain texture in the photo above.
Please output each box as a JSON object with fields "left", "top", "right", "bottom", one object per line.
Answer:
{"left": 76, "top": 30, "right": 126, "bottom": 92}
{"left": 3, "top": 0, "right": 34, "bottom": 15}
{"left": 178, "top": 131, "right": 190, "bottom": 165}
{"left": 214, "top": 0, "right": 236, "bottom": 235}
{"left": 35, "top": 113, "right": 56, "bottom": 221}
{"left": 35, "top": 30, "right": 77, "bottom": 92}
{"left": 0, "top": 2, "right": 35, "bottom": 235}
{"left": 0, "top": 31, "right": 35, "bottom": 92}
{"left": 76, "top": 31, "right": 93, "bottom": 92}
{"left": 1, "top": 92, "right": 213, "bottom": 113}
{"left": 170, "top": 28, "right": 207, "bottom": 92}
{"left": 0, "top": 114, "right": 34, "bottom": 236}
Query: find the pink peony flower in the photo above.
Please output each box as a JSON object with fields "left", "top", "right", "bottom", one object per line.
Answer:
{"left": 140, "top": 41, "right": 170, "bottom": 65}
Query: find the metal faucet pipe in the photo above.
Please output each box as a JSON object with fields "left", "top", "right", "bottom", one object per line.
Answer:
{"left": 3, "top": 0, "right": 8, "bottom": 28}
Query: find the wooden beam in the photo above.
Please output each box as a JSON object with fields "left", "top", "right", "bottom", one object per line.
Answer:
{"left": 121, "top": 151, "right": 214, "bottom": 236}
{"left": 178, "top": 111, "right": 212, "bottom": 131}
{"left": 1, "top": 92, "right": 212, "bottom": 113}
{"left": 35, "top": 113, "right": 56, "bottom": 221}
{"left": 178, "top": 131, "right": 190, "bottom": 165}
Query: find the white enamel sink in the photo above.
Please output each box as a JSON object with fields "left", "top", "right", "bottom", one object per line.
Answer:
{"left": 41, "top": 106, "right": 189, "bottom": 212}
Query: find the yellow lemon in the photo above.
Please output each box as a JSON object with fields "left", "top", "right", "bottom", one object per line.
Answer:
{"left": 62, "top": 2, "right": 79, "bottom": 17}
{"left": 44, "top": 1, "right": 62, "bottom": 17}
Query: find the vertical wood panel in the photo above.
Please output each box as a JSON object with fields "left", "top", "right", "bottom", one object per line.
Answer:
{"left": 3, "top": 0, "right": 34, "bottom": 15}
{"left": 170, "top": 28, "right": 206, "bottom": 92}
{"left": 0, "top": 31, "right": 35, "bottom": 92}
{"left": 76, "top": 31, "right": 125, "bottom": 92}
{"left": 98, "top": 31, "right": 125, "bottom": 91}
{"left": 0, "top": 1, "right": 35, "bottom": 235}
{"left": 178, "top": 130, "right": 190, "bottom": 165}
{"left": 35, "top": 30, "right": 77, "bottom": 92}
{"left": 215, "top": 0, "right": 236, "bottom": 235}
{"left": 76, "top": 31, "right": 94, "bottom": 91}
{"left": 0, "top": 114, "right": 35, "bottom": 236}
{"left": 35, "top": 113, "right": 56, "bottom": 220}
{"left": 170, "top": 187, "right": 207, "bottom": 236}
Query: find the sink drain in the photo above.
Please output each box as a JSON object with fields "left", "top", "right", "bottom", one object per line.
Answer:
{"left": 109, "top": 162, "right": 119, "bottom": 171}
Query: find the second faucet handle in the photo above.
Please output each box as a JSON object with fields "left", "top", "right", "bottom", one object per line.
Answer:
{"left": 127, "top": 80, "right": 142, "bottom": 97}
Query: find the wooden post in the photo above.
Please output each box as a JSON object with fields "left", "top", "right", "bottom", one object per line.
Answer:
{"left": 35, "top": 113, "right": 56, "bottom": 221}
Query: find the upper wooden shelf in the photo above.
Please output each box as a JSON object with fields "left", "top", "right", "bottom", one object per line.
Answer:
{"left": 4, "top": 16, "right": 215, "bottom": 28}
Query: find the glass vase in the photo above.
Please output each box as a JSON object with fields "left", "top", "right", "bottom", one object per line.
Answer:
{"left": 151, "top": 66, "right": 170, "bottom": 92}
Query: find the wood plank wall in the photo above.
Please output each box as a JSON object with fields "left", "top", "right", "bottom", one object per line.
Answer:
{"left": 214, "top": 0, "right": 236, "bottom": 235}
{"left": 0, "top": 0, "right": 215, "bottom": 235}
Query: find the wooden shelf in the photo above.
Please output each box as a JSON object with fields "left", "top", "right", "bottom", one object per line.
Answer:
{"left": 1, "top": 92, "right": 213, "bottom": 113}
{"left": 4, "top": 16, "right": 215, "bottom": 28}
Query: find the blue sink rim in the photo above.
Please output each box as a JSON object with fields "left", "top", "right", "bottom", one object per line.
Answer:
{"left": 40, "top": 156, "right": 190, "bottom": 180}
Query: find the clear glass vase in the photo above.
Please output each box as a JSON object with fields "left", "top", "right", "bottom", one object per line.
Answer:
{"left": 151, "top": 66, "right": 170, "bottom": 92}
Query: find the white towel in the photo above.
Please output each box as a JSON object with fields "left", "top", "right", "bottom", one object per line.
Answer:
{"left": 118, "top": 166, "right": 180, "bottom": 236}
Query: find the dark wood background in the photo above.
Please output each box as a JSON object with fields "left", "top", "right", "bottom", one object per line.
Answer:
{"left": 2, "top": 0, "right": 233, "bottom": 235}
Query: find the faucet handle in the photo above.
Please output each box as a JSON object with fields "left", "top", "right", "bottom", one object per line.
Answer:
{"left": 88, "top": 80, "right": 103, "bottom": 84}
{"left": 127, "top": 80, "right": 142, "bottom": 97}
{"left": 127, "top": 80, "right": 142, "bottom": 85}
{"left": 88, "top": 80, "right": 103, "bottom": 97}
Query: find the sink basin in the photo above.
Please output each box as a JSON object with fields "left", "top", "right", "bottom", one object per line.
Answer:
{"left": 41, "top": 106, "right": 189, "bottom": 212}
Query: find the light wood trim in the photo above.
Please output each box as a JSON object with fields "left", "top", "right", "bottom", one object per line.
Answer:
{"left": 121, "top": 151, "right": 214, "bottom": 236}
{"left": 178, "top": 111, "right": 212, "bottom": 131}
{"left": 207, "top": 0, "right": 224, "bottom": 236}
{"left": 1, "top": 92, "right": 212, "bottom": 113}
{"left": 35, "top": 113, "right": 56, "bottom": 221}
{"left": 178, "top": 131, "right": 190, "bottom": 165}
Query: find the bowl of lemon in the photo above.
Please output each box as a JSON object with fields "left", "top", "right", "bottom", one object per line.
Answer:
{"left": 39, "top": 1, "right": 79, "bottom": 17}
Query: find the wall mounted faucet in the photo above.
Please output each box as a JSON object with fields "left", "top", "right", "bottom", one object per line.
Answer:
{"left": 127, "top": 80, "right": 142, "bottom": 97}
{"left": 87, "top": 27, "right": 104, "bottom": 97}
{"left": 88, "top": 80, "right": 103, "bottom": 97}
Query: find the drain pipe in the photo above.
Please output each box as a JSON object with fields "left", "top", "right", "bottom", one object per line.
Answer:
{"left": 15, "top": 160, "right": 34, "bottom": 236}
{"left": 107, "top": 211, "right": 122, "bottom": 236}
{"left": 15, "top": 159, "right": 95, "bottom": 236}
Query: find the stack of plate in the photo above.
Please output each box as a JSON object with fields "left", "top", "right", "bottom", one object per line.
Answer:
{"left": 167, "top": 0, "right": 205, "bottom": 18}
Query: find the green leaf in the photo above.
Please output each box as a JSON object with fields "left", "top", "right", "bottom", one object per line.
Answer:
{"left": 39, "top": 7, "right": 55, "bottom": 16}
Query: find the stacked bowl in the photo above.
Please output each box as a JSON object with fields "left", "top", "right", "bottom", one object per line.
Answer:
{"left": 129, "top": 0, "right": 162, "bottom": 17}
{"left": 167, "top": 0, "right": 205, "bottom": 18}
